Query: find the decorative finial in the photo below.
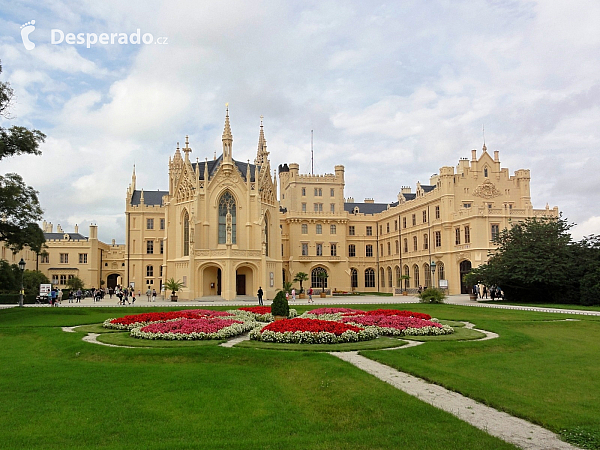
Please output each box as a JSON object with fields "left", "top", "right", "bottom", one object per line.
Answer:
{"left": 260, "top": 115, "right": 263, "bottom": 126}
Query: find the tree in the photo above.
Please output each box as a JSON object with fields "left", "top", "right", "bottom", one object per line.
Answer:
{"left": 317, "top": 271, "right": 328, "bottom": 291}
{"left": 281, "top": 280, "right": 293, "bottom": 295}
{"left": 66, "top": 276, "right": 85, "bottom": 291}
{"left": 0, "top": 60, "right": 46, "bottom": 252}
{"left": 22, "top": 270, "right": 50, "bottom": 296}
{"left": 164, "top": 278, "right": 184, "bottom": 295}
{"left": 471, "top": 216, "right": 580, "bottom": 303}
{"left": 293, "top": 272, "right": 309, "bottom": 293}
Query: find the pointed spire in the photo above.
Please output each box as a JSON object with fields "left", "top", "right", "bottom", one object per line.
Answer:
{"left": 222, "top": 104, "right": 233, "bottom": 161}
{"left": 183, "top": 135, "right": 192, "bottom": 160}
{"left": 140, "top": 189, "right": 145, "bottom": 205}
{"left": 204, "top": 157, "right": 209, "bottom": 182}
{"left": 255, "top": 115, "right": 269, "bottom": 166}
{"left": 131, "top": 164, "right": 136, "bottom": 190}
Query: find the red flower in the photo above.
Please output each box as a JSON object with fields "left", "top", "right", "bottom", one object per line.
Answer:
{"left": 239, "top": 306, "right": 272, "bottom": 315}
{"left": 261, "top": 318, "right": 362, "bottom": 335}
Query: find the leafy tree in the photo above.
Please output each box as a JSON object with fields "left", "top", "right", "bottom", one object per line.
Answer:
{"left": 281, "top": 280, "right": 293, "bottom": 294}
{"left": 293, "top": 272, "right": 309, "bottom": 293}
{"left": 0, "top": 260, "right": 17, "bottom": 292}
{"left": 23, "top": 270, "right": 50, "bottom": 296}
{"left": 66, "top": 276, "right": 85, "bottom": 291}
{"left": 0, "top": 60, "right": 46, "bottom": 252}
{"left": 270, "top": 290, "right": 289, "bottom": 317}
{"left": 472, "top": 216, "right": 581, "bottom": 303}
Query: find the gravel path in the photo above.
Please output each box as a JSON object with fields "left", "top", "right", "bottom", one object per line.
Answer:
{"left": 330, "top": 350, "right": 576, "bottom": 450}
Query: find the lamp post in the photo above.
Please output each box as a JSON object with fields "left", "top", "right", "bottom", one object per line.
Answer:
{"left": 18, "top": 258, "right": 26, "bottom": 307}
{"left": 430, "top": 260, "right": 437, "bottom": 289}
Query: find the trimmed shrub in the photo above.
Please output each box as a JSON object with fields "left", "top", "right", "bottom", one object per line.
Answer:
{"left": 271, "top": 290, "right": 289, "bottom": 317}
{"left": 418, "top": 287, "right": 446, "bottom": 304}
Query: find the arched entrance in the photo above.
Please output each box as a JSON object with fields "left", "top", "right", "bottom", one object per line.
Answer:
{"left": 106, "top": 273, "right": 120, "bottom": 289}
{"left": 236, "top": 265, "right": 254, "bottom": 296}
{"left": 201, "top": 265, "right": 222, "bottom": 297}
{"left": 459, "top": 260, "right": 472, "bottom": 294}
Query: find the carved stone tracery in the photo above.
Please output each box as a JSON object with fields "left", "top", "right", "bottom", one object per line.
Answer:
{"left": 473, "top": 179, "right": 502, "bottom": 199}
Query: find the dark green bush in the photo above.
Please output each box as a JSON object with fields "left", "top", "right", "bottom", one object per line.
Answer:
{"left": 418, "top": 287, "right": 446, "bottom": 304}
{"left": 271, "top": 290, "right": 289, "bottom": 317}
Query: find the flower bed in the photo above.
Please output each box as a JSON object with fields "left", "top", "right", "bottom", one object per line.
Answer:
{"left": 300, "top": 307, "right": 365, "bottom": 321}
{"left": 249, "top": 317, "right": 377, "bottom": 344}
{"left": 231, "top": 307, "right": 298, "bottom": 322}
{"left": 131, "top": 317, "right": 257, "bottom": 340}
{"left": 341, "top": 315, "right": 453, "bottom": 336}
{"left": 103, "top": 309, "right": 234, "bottom": 330}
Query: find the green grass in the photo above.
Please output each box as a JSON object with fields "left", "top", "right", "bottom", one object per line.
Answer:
{"left": 360, "top": 305, "right": 600, "bottom": 444}
{"left": 0, "top": 306, "right": 518, "bottom": 450}
{"left": 478, "top": 301, "right": 600, "bottom": 311}
{"left": 97, "top": 331, "right": 225, "bottom": 347}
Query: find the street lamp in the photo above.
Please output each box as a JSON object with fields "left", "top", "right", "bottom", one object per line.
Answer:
{"left": 430, "top": 260, "right": 437, "bottom": 289}
{"left": 18, "top": 258, "right": 26, "bottom": 307}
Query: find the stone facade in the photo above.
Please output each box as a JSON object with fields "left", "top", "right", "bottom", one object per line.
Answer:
{"left": 2, "top": 113, "right": 558, "bottom": 299}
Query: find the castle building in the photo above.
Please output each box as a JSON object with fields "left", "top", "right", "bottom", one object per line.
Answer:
{"left": 2, "top": 110, "right": 558, "bottom": 299}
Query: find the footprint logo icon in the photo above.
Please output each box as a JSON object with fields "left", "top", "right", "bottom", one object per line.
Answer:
{"left": 20, "top": 20, "right": 36, "bottom": 51}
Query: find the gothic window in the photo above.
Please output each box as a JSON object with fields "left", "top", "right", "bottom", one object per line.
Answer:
{"left": 395, "top": 266, "right": 401, "bottom": 288}
{"left": 387, "top": 267, "right": 392, "bottom": 287}
{"left": 312, "top": 267, "right": 328, "bottom": 288}
{"left": 464, "top": 225, "right": 470, "bottom": 244}
{"left": 264, "top": 214, "right": 269, "bottom": 257}
{"left": 404, "top": 265, "right": 410, "bottom": 288}
{"left": 413, "top": 264, "right": 420, "bottom": 286}
{"left": 218, "top": 191, "right": 236, "bottom": 244}
{"left": 484, "top": 167, "right": 489, "bottom": 177}
{"left": 423, "top": 234, "right": 428, "bottom": 250}
{"left": 438, "top": 262, "right": 445, "bottom": 281}
{"left": 424, "top": 263, "right": 431, "bottom": 287}
{"left": 435, "top": 231, "right": 442, "bottom": 247}
{"left": 183, "top": 211, "right": 190, "bottom": 256}
{"left": 351, "top": 268, "right": 358, "bottom": 288}
{"left": 365, "top": 268, "right": 375, "bottom": 288}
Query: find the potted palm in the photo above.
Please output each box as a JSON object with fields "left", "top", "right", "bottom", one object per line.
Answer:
{"left": 293, "top": 272, "right": 309, "bottom": 299}
{"left": 164, "top": 278, "right": 184, "bottom": 302}
{"left": 317, "top": 271, "right": 328, "bottom": 298}
{"left": 399, "top": 274, "right": 410, "bottom": 295}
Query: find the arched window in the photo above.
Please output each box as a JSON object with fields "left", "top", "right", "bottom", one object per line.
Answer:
{"left": 311, "top": 267, "right": 328, "bottom": 288}
{"left": 380, "top": 268, "right": 385, "bottom": 287}
{"left": 438, "top": 261, "right": 445, "bottom": 281}
{"left": 264, "top": 214, "right": 269, "bottom": 257}
{"left": 424, "top": 263, "right": 431, "bottom": 287}
{"left": 395, "top": 266, "right": 401, "bottom": 287}
{"left": 365, "top": 268, "right": 375, "bottom": 288}
{"left": 387, "top": 267, "right": 392, "bottom": 287}
{"left": 387, "top": 242, "right": 391, "bottom": 255}
{"left": 484, "top": 166, "right": 489, "bottom": 177}
{"left": 218, "top": 191, "right": 236, "bottom": 244}
{"left": 183, "top": 210, "right": 190, "bottom": 256}
{"left": 413, "top": 264, "right": 420, "bottom": 287}
{"left": 403, "top": 265, "right": 410, "bottom": 288}
{"left": 351, "top": 268, "right": 358, "bottom": 288}
{"left": 423, "top": 234, "right": 428, "bottom": 250}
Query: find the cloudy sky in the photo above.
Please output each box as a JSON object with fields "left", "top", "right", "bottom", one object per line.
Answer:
{"left": 1, "top": 0, "right": 599, "bottom": 243}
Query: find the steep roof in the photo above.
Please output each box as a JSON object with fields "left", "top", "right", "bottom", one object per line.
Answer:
{"left": 191, "top": 155, "right": 259, "bottom": 182}
{"left": 130, "top": 190, "right": 168, "bottom": 206}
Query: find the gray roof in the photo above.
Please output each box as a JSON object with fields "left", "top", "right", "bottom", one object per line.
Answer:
{"left": 130, "top": 190, "right": 168, "bottom": 206}
{"left": 44, "top": 233, "right": 88, "bottom": 241}
{"left": 421, "top": 185, "right": 436, "bottom": 193}
{"left": 403, "top": 193, "right": 416, "bottom": 200}
{"left": 344, "top": 202, "right": 391, "bottom": 215}
{"left": 191, "top": 155, "right": 258, "bottom": 182}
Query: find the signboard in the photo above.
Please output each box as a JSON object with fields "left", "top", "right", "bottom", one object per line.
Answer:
{"left": 39, "top": 283, "right": 52, "bottom": 296}
{"left": 439, "top": 279, "right": 448, "bottom": 288}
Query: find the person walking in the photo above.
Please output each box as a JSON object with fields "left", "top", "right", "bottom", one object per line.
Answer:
{"left": 57, "top": 289, "right": 63, "bottom": 304}
{"left": 146, "top": 287, "right": 152, "bottom": 302}
{"left": 291, "top": 288, "right": 296, "bottom": 301}
{"left": 257, "top": 286, "right": 264, "bottom": 306}
{"left": 131, "top": 290, "right": 136, "bottom": 305}
{"left": 482, "top": 285, "right": 488, "bottom": 299}
{"left": 307, "top": 287, "right": 313, "bottom": 303}
{"left": 152, "top": 289, "right": 157, "bottom": 302}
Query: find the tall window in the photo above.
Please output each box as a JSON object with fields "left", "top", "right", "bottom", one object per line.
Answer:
{"left": 484, "top": 167, "right": 489, "bottom": 177}
{"left": 264, "top": 214, "right": 269, "bottom": 257}
{"left": 387, "top": 242, "right": 391, "bottom": 255}
{"left": 438, "top": 262, "right": 445, "bottom": 281}
{"left": 79, "top": 253, "right": 87, "bottom": 264}
{"left": 413, "top": 264, "right": 420, "bottom": 287}
{"left": 183, "top": 210, "right": 190, "bottom": 256}
{"left": 316, "top": 224, "right": 322, "bottom": 234}
{"left": 330, "top": 188, "right": 335, "bottom": 197}
{"left": 412, "top": 214, "right": 416, "bottom": 226}
{"left": 160, "top": 240, "right": 164, "bottom": 254}
{"left": 314, "top": 203, "right": 323, "bottom": 212}
{"left": 403, "top": 217, "right": 407, "bottom": 228}
{"left": 330, "top": 243, "right": 337, "bottom": 256}
{"left": 413, "top": 236, "right": 417, "bottom": 251}
{"left": 455, "top": 228, "right": 461, "bottom": 245}
{"left": 348, "top": 226, "right": 355, "bottom": 236}
{"left": 316, "top": 243, "right": 323, "bottom": 256}
{"left": 366, "top": 245, "right": 373, "bottom": 257}
{"left": 218, "top": 191, "right": 236, "bottom": 244}
{"left": 380, "top": 243, "right": 383, "bottom": 255}
{"left": 464, "top": 225, "right": 471, "bottom": 244}
{"left": 60, "top": 274, "right": 66, "bottom": 285}
{"left": 147, "top": 240, "right": 154, "bottom": 254}
{"left": 302, "top": 203, "right": 307, "bottom": 212}
{"left": 395, "top": 266, "right": 401, "bottom": 288}
{"left": 435, "top": 231, "right": 442, "bottom": 247}
{"left": 60, "top": 253, "right": 68, "bottom": 264}
{"left": 312, "top": 267, "right": 328, "bottom": 288}
{"left": 424, "top": 263, "right": 431, "bottom": 287}
{"left": 491, "top": 224, "right": 500, "bottom": 240}
{"left": 435, "top": 205, "right": 440, "bottom": 219}
{"left": 302, "top": 224, "right": 308, "bottom": 234}
{"left": 351, "top": 268, "right": 358, "bottom": 288}
{"left": 330, "top": 203, "right": 335, "bottom": 213}
{"left": 423, "top": 210, "right": 427, "bottom": 223}
{"left": 160, "top": 218, "right": 165, "bottom": 230}
{"left": 314, "top": 188, "right": 322, "bottom": 196}
{"left": 302, "top": 243, "right": 308, "bottom": 256}
{"left": 394, "top": 220, "right": 398, "bottom": 231}
{"left": 404, "top": 238, "right": 408, "bottom": 253}
{"left": 365, "top": 268, "right": 375, "bottom": 287}
{"left": 395, "top": 240, "right": 399, "bottom": 254}
{"left": 301, "top": 187, "right": 306, "bottom": 196}
{"left": 423, "top": 234, "right": 428, "bottom": 250}
{"left": 41, "top": 254, "right": 49, "bottom": 263}
{"left": 380, "top": 268, "right": 385, "bottom": 288}
{"left": 348, "top": 244, "right": 356, "bottom": 257}
{"left": 387, "top": 267, "right": 392, "bottom": 287}
{"left": 404, "top": 265, "right": 410, "bottom": 288}
{"left": 330, "top": 224, "right": 336, "bottom": 234}
{"left": 387, "top": 223, "right": 390, "bottom": 233}
{"left": 147, "top": 218, "right": 154, "bottom": 229}
{"left": 146, "top": 265, "right": 153, "bottom": 277}
{"left": 366, "top": 226, "right": 372, "bottom": 236}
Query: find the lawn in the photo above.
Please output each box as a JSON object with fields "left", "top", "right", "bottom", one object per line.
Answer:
{"left": 1, "top": 304, "right": 598, "bottom": 449}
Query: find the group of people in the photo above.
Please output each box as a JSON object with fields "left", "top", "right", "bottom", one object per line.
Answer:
{"left": 256, "top": 287, "right": 315, "bottom": 305}
{"left": 472, "top": 284, "right": 504, "bottom": 300}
